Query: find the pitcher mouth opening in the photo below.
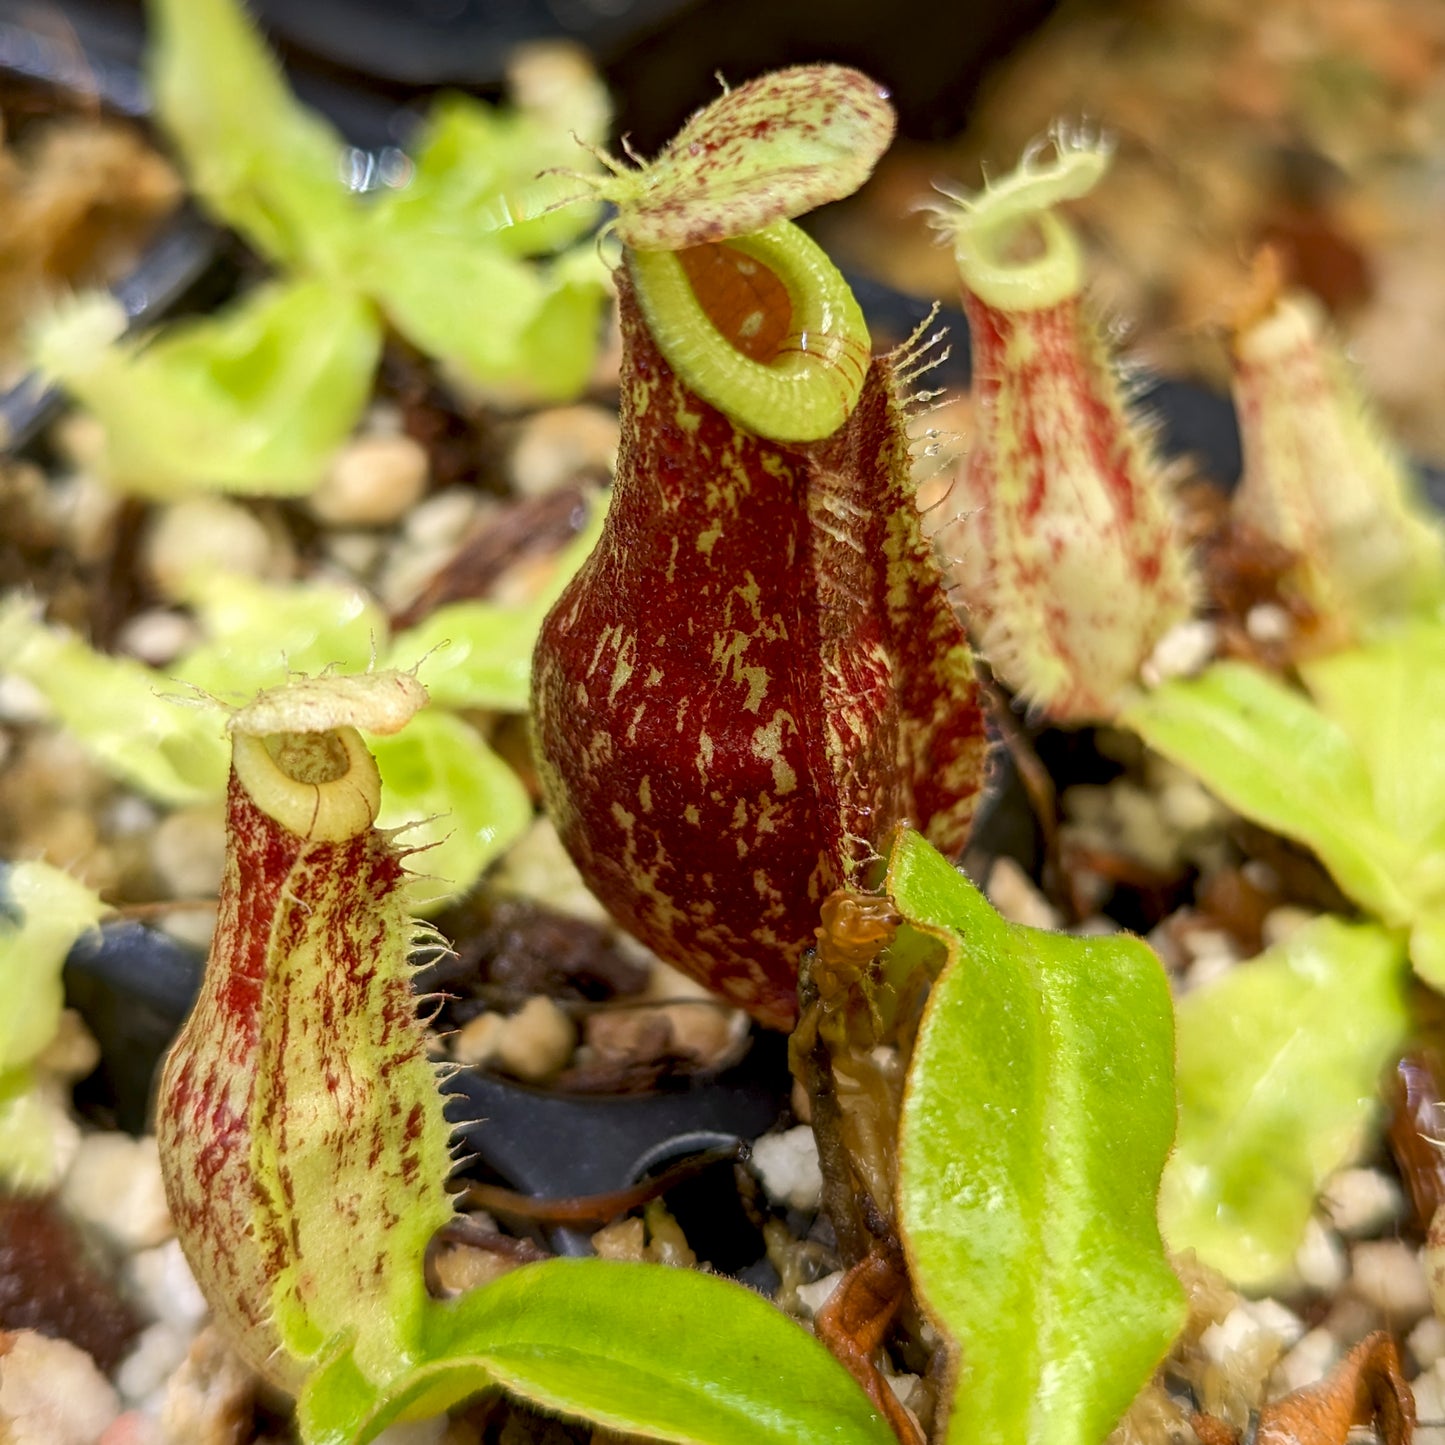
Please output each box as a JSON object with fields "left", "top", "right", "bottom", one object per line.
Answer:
{"left": 626, "top": 220, "right": 871, "bottom": 445}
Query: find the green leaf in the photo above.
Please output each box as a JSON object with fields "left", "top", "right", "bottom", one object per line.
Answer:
{"left": 147, "top": 0, "right": 359, "bottom": 271}
{"left": 890, "top": 828, "right": 1184, "bottom": 1445}
{"left": 1299, "top": 623, "right": 1445, "bottom": 853}
{"left": 373, "top": 91, "right": 604, "bottom": 260}
{"left": 1121, "top": 661, "right": 1415, "bottom": 926}
{"left": 171, "top": 571, "right": 382, "bottom": 696}
{"left": 31, "top": 281, "right": 381, "bottom": 498}
{"left": 0, "top": 861, "right": 106, "bottom": 1073}
{"left": 0, "top": 599, "right": 228, "bottom": 806}
{"left": 1160, "top": 916, "right": 1409, "bottom": 1289}
{"left": 1123, "top": 634, "right": 1445, "bottom": 986}
{"left": 296, "top": 1258, "right": 899, "bottom": 1445}
{"left": 0, "top": 860, "right": 106, "bottom": 1190}
{"left": 359, "top": 232, "right": 606, "bottom": 405}
{"left": 369, "top": 710, "right": 532, "bottom": 909}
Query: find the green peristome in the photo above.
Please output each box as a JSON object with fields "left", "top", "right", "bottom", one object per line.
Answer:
{"left": 602, "top": 64, "right": 895, "bottom": 251}
{"left": 0, "top": 861, "right": 106, "bottom": 1190}
{"left": 1161, "top": 916, "right": 1408, "bottom": 1290}
{"left": 933, "top": 128, "right": 1112, "bottom": 312}
{"left": 30, "top": 280, "right": 382, "bottom": 498}
{"left": 627, "top": 220, "right": 870, "bottom": 443}
{"left": 890, "top": 828, "right": 1184, "bottom": 1445}
{"left": 1122, "top": 626, "right": 1445, "bottom": 986}
{"left": 297, "top": 1258, "right": 898, "bottom": 1445}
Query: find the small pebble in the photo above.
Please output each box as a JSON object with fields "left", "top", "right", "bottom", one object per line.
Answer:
{"left": 451, "top": 1012, "right": 506, "bottom": 1069}
{"left": 591, "top": 1218, "right": 647, "bottom": 1262}
{"left": 150, "top": 803, "right": 226, "bottom": 899}
{"left": 1409, "top": 1313, "right": 1445, "bottom": 1369}
{"left": 1239, "top": 1297, "right": 1305, "bottom": 1349}
{"left": 1108, "top": 781, "right": 1180, "bottom": 872}
{"left": 157, "top": 906, "right": 218, "bottom": 953}
{"left": 1350, "top": 1239, "right": 1432, "bottom": 1322}
{"left": 310, "top": 434, "right": 429, "bottom": 527}
{"left": 489, "top": 817, "right": 613, "bottom": 926}
{"left": 115, "top": 1322, "right": 191, "bottom": 1407}
{"left": 985, "top": 857, "right": 1061, "bottom": 931}
{"left": 1320, "top": 1167, "right": 1404, "bottom": 1237}
{"left": 1261, "top": 906, "right": 1319, "bottom": 949}
{"left": 1245, "top": 604, "right": 1293, "bottom": 644}
{"left": 50, "top": 472, "right": 123, "bottom": 565}
{"left": 0, "top": 673, "right": 51, "bottom": 725}
{"left": 127, "top": 1241, "right": 209, "bottom": 1334}
{"left": 509, "top": 405, "right": 619, "bottom": 498}
{"left": 1270, "top": 1326, "right": 1337, "bottom": 1394}
{"left": 403, "top": 488, "right": 482, "bottom": 549}
{"left": 1182, "top": 951, "right": 1238, "bottom": 993}
{"left": 144, "top": 498, "right": 276, "bottom": 600}
{"left": 157, "top": 1327, "right": 254, "bottom": 1445}
{"left": 884, "top": 1372, "right": 923, "bottom": 1409}
{"left": 1158, "top": 778, "right": 1225, "bottom": 835}
{"left": 1179, "top": 928, "right": 1241, "bottom": 965}
{"left": 795, "top": 1271, "right": 844, "bottom": 1317}
{"left": 751, "top": 1125, "right": 824, "bottom": 1212}
{"left": 60, "top": 1133, "right": 173, "bottom": 1252}
{"left": 1413, "top": 1363, "right": 1445, "bottom": 1445}
{"left": 101, "top": 1410, "right": 161, "bottom": 1445}
{"left": 1295, "top": 1215, "right": 1349, "bottom": 1293}
{"left": 495, "top": 996, "right": 575, "bottom": 1083}
{"left": 324, "top": 529, "right": 385, "bottom": 579}
{"left": 0, "top": 1329, "right": 122, "bottom": 1445}
{"left": 1141, "top": 619, "right": 1218, "bottom": 685}
{"left": 430, "top": 1242, "right": 517, "bottom": 1294}
{"left": 116, "top": 609, "right": 203, "bottom": 666}
{"left": 34, "top": 1009, "right": 102, "bottom": 1083}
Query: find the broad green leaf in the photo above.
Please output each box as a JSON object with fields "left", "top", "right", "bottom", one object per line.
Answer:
{"left": 1299, "top": 623, "right": 1445, "bottom": 852}
{"left": 890, "top": 828, "right": 1184, "bottom": 1445}
{"left": 296, "top": 1258, "right": 898, "bottom": 1445}
{"left": 1121, "top": 661, "right": 1414, "bottom": 926}
{"left": 0, "top": 600, "right": 228, "bottom": 805}
{"left": 370, "top": 710, "right": 532, "bottom": 909}
{"left": 171, "top": 571, "right": 382, "bottom": 697}
{"left": 0, "top": 861, "right": 106, "bottom": 1072}
{"left": 373, "top": 91, "right": 603, "bottom": 260}
{"left": 1160, "top": 917, "right": 1408, "bottom": 1289}
{"left": 0, "top": 861, "right": 106, "bottom": 1190}
{"left": 360, "top": 231, "right": 605, "bottom": 405}
{"left": 147, "top": 0, "right": 359, "bottom": 272}
{"left": 30, "top": 282, "right": 381, "bottom": 498}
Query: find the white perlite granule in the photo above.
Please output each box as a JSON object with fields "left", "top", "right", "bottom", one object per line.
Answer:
{"left": 751, "top": 1125, "right": 824, "bottom": 1212}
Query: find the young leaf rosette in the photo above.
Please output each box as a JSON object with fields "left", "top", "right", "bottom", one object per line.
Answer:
{"left": 533, "top": 66, "right": 988, "bottom": 1027}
